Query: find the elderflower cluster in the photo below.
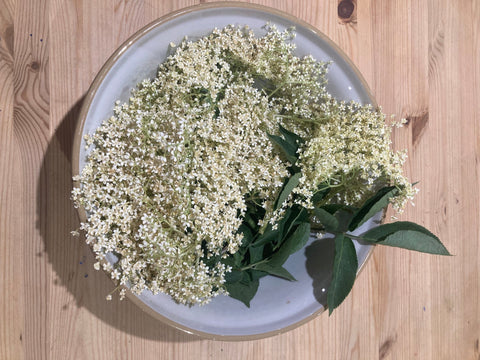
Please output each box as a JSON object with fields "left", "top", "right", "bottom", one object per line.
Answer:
{"left": 72, "top": 25, "right": 415, "bottom": 305}
{"left": 295, "top": 99, "right": 417, "bottom": 210}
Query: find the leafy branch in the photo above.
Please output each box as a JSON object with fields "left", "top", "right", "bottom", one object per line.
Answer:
{"left": 323, "top": 186, "right": 451, "bottom": 314}
{"left": 211, "top": 125, "right": 450, "bottom": 313}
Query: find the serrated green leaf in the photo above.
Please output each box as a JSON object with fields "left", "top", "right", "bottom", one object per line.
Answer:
{"left": 254, "top": 263, "right": 296, "bottom": 281}
{"left": 225, "top": 276, "right": 259, "bottom": 307}
{"left": 362, "top": 221, "right": 451, "bottom": 255}
{"left": 314, "top": 207, "right": 339, "bottom": 232}
{"left": 269, "top": 222, "right": 311, "bottom": 266}
{"left": 267, "top": 133, "right": 298, "bottom": 164}
{"left": 275, "top": 173, "right": 301, "bottom": 210}
{"left": 348, "top": 186, "right": 399, "bottom": 231}
{"left": 327, "top": 235, "right": 358, "bottom": 315}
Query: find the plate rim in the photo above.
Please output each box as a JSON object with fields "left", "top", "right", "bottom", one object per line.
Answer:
{"left": 72, "top": 1, "right": 378, "bottom": 341}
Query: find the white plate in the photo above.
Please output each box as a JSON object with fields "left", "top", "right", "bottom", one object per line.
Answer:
{"left": 73, "top": 2, "right": 378, "bottom": 340}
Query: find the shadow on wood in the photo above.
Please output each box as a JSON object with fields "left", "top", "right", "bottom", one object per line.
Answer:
{"left": 36, "top": 96, "right": 197, "bottom": 342}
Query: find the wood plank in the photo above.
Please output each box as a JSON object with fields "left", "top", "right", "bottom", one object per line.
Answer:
{"left": 0, "top": 1, "right": 24, "bottom": 359}
{"left": 428, "top": 1, "right": 480, "bottom": 359}
{"left": 11, "top": 0, "right": 50, "bottom": 359}
{"left": 368, "top": 1, "right": 434, "bottom": 359}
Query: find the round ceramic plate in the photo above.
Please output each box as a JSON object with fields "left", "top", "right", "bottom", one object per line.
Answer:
{"left": 73, "top": 2, "right": 379, "bottom": 340}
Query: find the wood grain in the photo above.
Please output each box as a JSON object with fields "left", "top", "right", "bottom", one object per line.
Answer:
{"left": 1, "top": 0, "right": 479, "bottom": 359}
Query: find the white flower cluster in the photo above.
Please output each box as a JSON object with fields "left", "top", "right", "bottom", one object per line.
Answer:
{"left": 295, "top": 100, "right": 416, "bottom": 210}
{"left": 72, "top": 25, "right": 415, "bottom": 305}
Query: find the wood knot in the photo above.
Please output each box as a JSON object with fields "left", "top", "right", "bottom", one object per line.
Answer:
{"left": 379, "top": 335, "right": 397, "bottom": 360}
{"left": 30, "top": 61, "right": 40, "bottom": 71}
{"left": 2, "top": 25, "right": 14, "bottom": 62}
{"left": 338, "top": 0, "right": 355, "bottom": 20}
{"left": 404, "top": 109, "right": 429, "bottom": 146}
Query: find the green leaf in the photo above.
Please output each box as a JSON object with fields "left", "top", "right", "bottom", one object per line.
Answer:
{"left": 267, "top": 125, "right": 304, "bottom": 165}
{"left": 244, "top": 212, "right": 258, "bottom": 230}
{"left": 224, "top": 269, "right": 243, "bottom": 283}
{"left": 311, "top": 187, "right": 330, "bottom": 205}
{"left": 252, "top": 76, "right": 276, "bottom": 94}
{"left": 251, "top": 225, "right": 279, "bottom": 247}
{"left": 267, "top": 133, "right": 298, "bottom": 164}
{"left": 361, "top": 221, "right": 451, "bottom": 255}
{"left": 238, "top": 224, "right": 254, "bottom": 246}
{"left": 244, "top": 200, "right": 265, "bottom": 226}
{"left": 254, "top": 263, "right": 296, "bottom": 281}
{"left": 225, "top": 277, "right": 260, "bottom": 308}
{"left": 278, "top": 124, "right": 303, "bottom": 149}
{"left": 202, "top": 254, "right": 220, "bottom": 269}
{"left": 249, "top": 245, "right": 264, "bottom": 263}
{"left": 225, "top": 280, "right": 259, "bottom": 307}
{"left": 252, "top": 207, "right": 293, "bottom": 248}
{"left": 275, "top": 173, "right": 301, "bottom": 210}
{"left": 313, "top": 207, "right": 339, "bottom": 232}
{"left": 269, "top": 222, "right": 311, "bottom": 266}
{"left": 327, "top": 235, "right": 358, "bottom": 315}
{"left": 233, "top": 251, "right": 243, "bottom": 267}
{"left": 348, "top": 186, "right": 399, "bottom": 231}
{"left": 321, "top": 203, "right": 357, "bottom": 215}
{"left": 248, "top": 269, "right": 269, "bottom": 282}
{"left": 252, "top": 206, "right": 306, "bottom": 252}
{"left": 281, "top": 206, "right": 308, "bottom": 243}
{"left": 220, "top": 256, "right": 236, "bottom": 267}
{"left": 286, "top": 222, "right": 311, "bottom": 254}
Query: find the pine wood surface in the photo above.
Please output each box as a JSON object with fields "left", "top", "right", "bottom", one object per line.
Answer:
{"left": 1, "top": 0, "right": 479, "bottom": 359}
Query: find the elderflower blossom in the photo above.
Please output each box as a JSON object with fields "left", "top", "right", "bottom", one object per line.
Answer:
{"left": 295, "top": 100, "right": 417, "bottom": 210}
{"left": 72, "top": 25, "right": 415, "bottom": 306}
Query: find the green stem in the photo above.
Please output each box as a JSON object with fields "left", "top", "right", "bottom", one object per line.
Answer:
{"left": 331, "top": 231, "right": 378, "bottom": 243}
{"left": 274, "top": 113, "right": 330, "bottom": 124}
{"left": 239, "top": 257, "right": 269, "bottom": 271}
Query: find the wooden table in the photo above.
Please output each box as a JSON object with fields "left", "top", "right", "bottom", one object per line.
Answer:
{"left": 1, "top": 0, "right": 479, "bottom": 359}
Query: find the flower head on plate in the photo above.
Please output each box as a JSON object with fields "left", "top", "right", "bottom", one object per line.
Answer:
{"left": 72, "top": 25, "right": 449, "bottom": 313}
